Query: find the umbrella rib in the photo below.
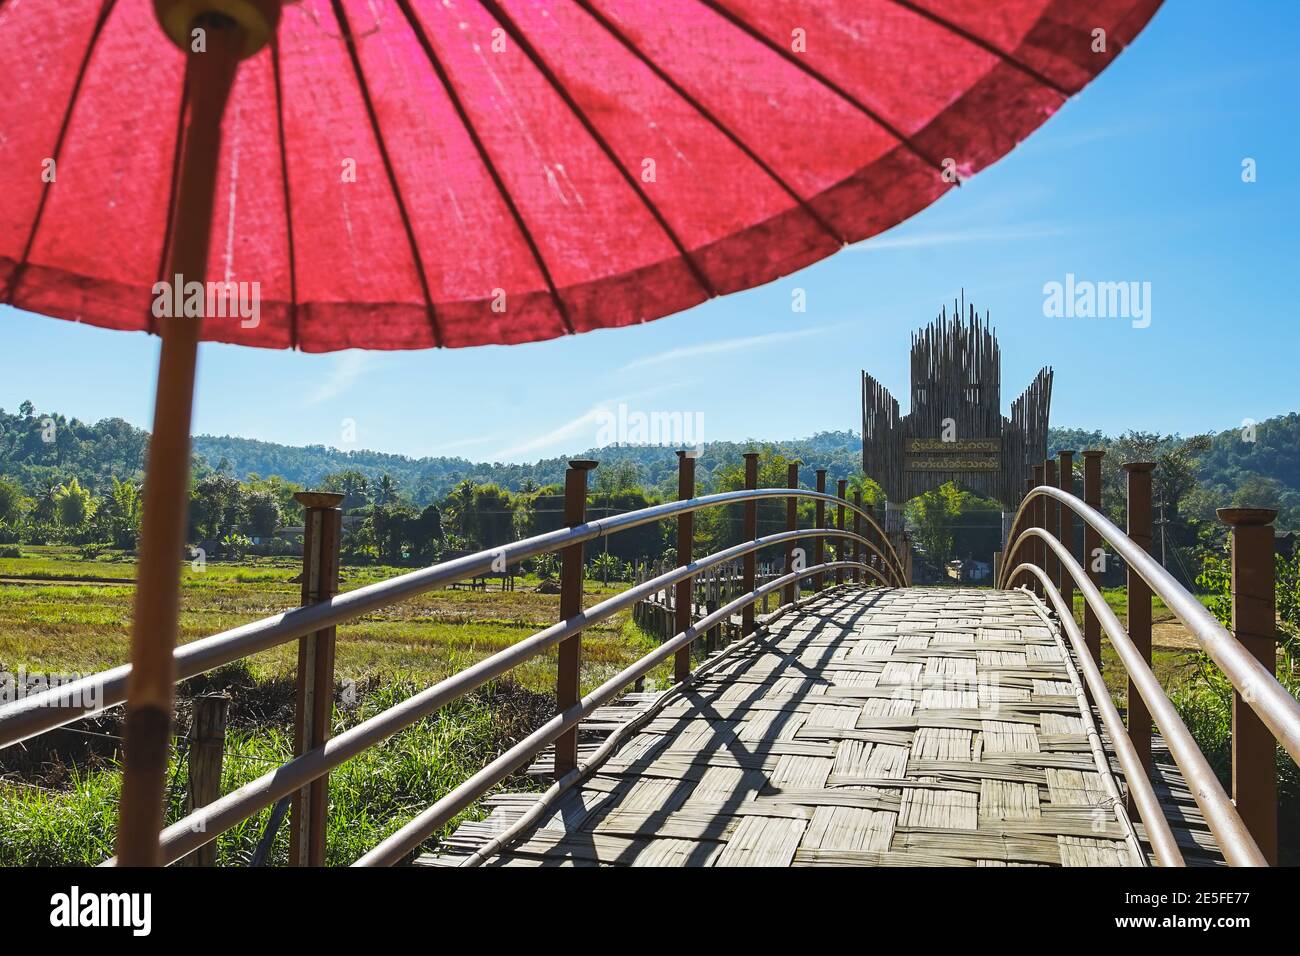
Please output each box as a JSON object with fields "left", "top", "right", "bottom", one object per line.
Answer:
{"left": 5, "top": 0, "right": 118, "bottom": 306}
{"left": 270, "top": 39, "right": 301, "bottom": 349}
{"left": 329, "top": 0, "right": 443, "bottom": 347}
{"left": 479, "top": 0, "right": 716, "bottom": 299}
{"left": 692, "top": 0, "right": 947, "bottom": 175}
{"left": 148, "top": 68, "right": 191, "bottom": 337}
{"left": 571, "top": 0, "right": 847, "bottom": 247}
{"left": 884, "top": 0, "right": 1073, "bottom": 96}
{"left": 391, "top": 0, "right": 576, "bottom": 336}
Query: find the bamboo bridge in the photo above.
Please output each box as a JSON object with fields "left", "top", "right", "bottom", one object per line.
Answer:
{"left": 1, "top": 451, "right": 1295, "bottom": 868}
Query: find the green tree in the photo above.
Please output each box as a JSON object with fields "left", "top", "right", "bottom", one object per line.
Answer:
{"left": 906, "top": 482, "right": 962, "bottom": 571}
{"left": 245, "top": 473, "right": 303, "bottom": 515}
{"left": 594, "top": 460, "right": 639, "bottom": 497}
{"left": 53, "top": 477, "right": 94, "bottom": 530}
{"left": 846, "top": 472, "right": 886, "bottom": 506}
{"left": 443, "top": 479, "right": 476, "bottom": 541}
{"left": 373, "top": 473, "right": 399, "bottom": 507}
{"left": 0, "top": 477, "right": 24, "bottom": 527}
{"left": 189, "top": 474, "right": 245, "bottom": 542}
{"left": 321, "top": 469, "right": 371, "bottom": 511}
{"left": 696, "top": 450, "right": 805, "bottom": 563}
{"left": 97, "top": 476, "right": 142, "bottom": 549}
{"left": 33, "top": 480, "right": 59, "bottom": 524}
{"left": 244, "top": 490, "right": 282, "bottom": 538}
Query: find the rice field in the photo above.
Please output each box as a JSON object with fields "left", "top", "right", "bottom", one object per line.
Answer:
{"left": 0, "top": 545, "right": 671, "bottom": 865}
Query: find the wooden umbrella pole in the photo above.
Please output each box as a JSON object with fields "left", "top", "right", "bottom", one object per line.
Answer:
{"left": 116, "top": 16, "right": 245, "bottom": 866}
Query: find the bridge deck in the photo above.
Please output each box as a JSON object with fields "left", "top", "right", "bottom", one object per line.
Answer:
{"left": 424, "top": 587, "right": 1178, "bottom": 867}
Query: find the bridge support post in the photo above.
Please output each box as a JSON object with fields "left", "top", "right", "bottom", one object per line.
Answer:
{"left": 1124, "top": 462, "right": 1156, "bottom": 801}
{"left": 784, "top": 463, "right": 798, "bottom": 606}
{"left": 852, "top": 491, "right": 862, "bottom": 585}
{"left": 743, "top": 453, "right": 759, "bottom": 636}
{"left": 1044, "top": 460, "right": 1059, "bottom": 594}
{"left": 868, "top": 502, "right": 881, "bottom": 582}
{"left": 1032, "top": 465, "right": 1046, "bottom": 597}
{"left": 1020, "top": 479, "right": 1034, "bottom": 591}
{"left": 674, "top": 452, "right": 696, "bottom": 684}
{"left": 814, "top": 470, "right": 827, "bottom": 591}
{"left": 1219, "top": 507, "right": 1279, "bottom": 865}
{"left": 290, "top": 491, "right": 344, "bottom": 867}
{"left": 836, "top": 480, "right": 847, "bottom": 586}
{"left": 1082, "top": 451, "right": 1105, "bottom": 666}
{"left": 178, "top": 693, "right": 229, "bottom": 867}
{"left": 1058, "top": 451, "right": 1076, "bottom": 628}
{"left": 556, "top": 460, "right": 597, "bottom": 776}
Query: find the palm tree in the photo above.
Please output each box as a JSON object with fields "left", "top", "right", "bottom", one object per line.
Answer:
{"left": 34, "top": 479, "right": 60, "bottom": 523}
{"left": 374, "top": 473, "right": 398, "bottom": 507}
{"left": 106, "top": 477, "right": 142, "bottom": 548}
{"left": 445, "top": 480, "right": 476, "bottom": 541}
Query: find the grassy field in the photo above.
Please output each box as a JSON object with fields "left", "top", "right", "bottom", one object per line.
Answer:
{"left": 0, "top": 546, "right": 668, "bottom": 693}
{"left": 0, "top": 545, "right": 672, "bottom": 865}
{"left": 3, "top": 547, "right": 1291, "bottom": 864}
{"left": 1065, "top": 588, "right": 1210, "bottom": 702}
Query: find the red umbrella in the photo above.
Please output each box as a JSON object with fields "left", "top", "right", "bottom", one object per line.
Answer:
{"left": 0, "top": 0, "right": 1160, "bottom": 863}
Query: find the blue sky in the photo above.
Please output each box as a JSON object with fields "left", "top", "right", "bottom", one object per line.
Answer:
{"left": 2, "top": 0, "right": 1296, "bottom": 464}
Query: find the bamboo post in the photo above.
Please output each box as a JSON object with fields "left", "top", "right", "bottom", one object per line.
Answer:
{"left": 866, "top": 501, "right": 877, "bottom": 580}
{"left": 1016, "top": 479, "right": 1029, "bottom": 587}
{"left": 1124, "top": 461, "right": 1156, "bottom": 796}
{"left": 674, "top": 452, "right": 696, "bottom": 683}
{"left": 1083, "top": 451, "right": 1105, "bottom": 666}
{"left": 1058, "top": 450, "right": 1076, "bottom": 626}
{"left": 178, "top": 693, "right": 229, "bottom": 867}
{"left": 555, "top": 460, "right": 596, "bottom": 775}
{"left": 814, "top": 469, "right": 827, "bottom": 590}
{"left": 784, "top": 463, "right": 799, "bottom": 606}
{"left": 1044, "top": 459, "right": 1059, "bottom": 592}
{"left": 705, "top": 572, "right": 718, "bottom": 653}
{"left": 742, "top": 453, "right": 758, "bottom": 636}
{"left": 1218, "top": 508, "right": 1279, "bottom": 865}
{"left": 852, "top": 491, "right": 862, "bottom": 584}
{"left": 117, "top": 7, "right": 267, "bottom": 867}
{"left": 835, "top": 480, "right": 847, "bottom": 586}
{"left": 1032, "top": 465, "right": 1046, "bottom": 596}
{"left": 289, "top": 491, "right": 343, "bottom": 866}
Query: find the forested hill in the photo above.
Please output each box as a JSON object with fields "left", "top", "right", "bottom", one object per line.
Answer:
{"left": 187, "top": 429, "right": 867, "bottom": 501}
{"left": 1, "top": 399, "right": 1297, "bottom": 521}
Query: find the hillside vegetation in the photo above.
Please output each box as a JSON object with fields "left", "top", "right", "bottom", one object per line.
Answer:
{"left": 3, "top": 400, "right": 1297, "bottom": 524}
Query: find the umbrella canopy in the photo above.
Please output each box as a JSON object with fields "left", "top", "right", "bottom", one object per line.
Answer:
{"left": 3, "top": 0, "right": 1160, "bottom": 351}
{"left": 0, "top": 0, "right": 1162, "bottom": 865}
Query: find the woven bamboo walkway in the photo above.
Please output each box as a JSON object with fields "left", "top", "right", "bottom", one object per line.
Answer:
{"left": 423, "top": 586, "right": 1215, "bottom": 868}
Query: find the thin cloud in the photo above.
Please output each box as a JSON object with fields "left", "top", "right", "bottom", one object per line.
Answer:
{"left": 486, "top": 382, "right": 689, "bottom": 461}
{"left": 303, "top": 351, "right": 375, "bottom": 407}
{"left": 487, "top": 406, "right": 607, "bottom": 461}
{"left": 620, "top": 326, "right": 834, "bottom": 372}
{"left": 437, "top": 434, "right": 503, "bottom": 451}
{"left": 852, "top": 225, "right": 1066, "bottom": 252}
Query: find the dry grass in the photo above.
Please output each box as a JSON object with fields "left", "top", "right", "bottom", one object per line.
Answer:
{"left": 0, "top": 546, "right": 671, "bottom": 696}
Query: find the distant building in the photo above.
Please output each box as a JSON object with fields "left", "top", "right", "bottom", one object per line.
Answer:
{"left": 863, "top": 299, "right": 1051, "bottom": 509}
{"left": 276, "top": 514, "right": 365, "bottom": 544}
